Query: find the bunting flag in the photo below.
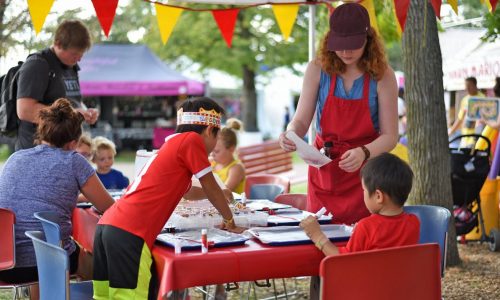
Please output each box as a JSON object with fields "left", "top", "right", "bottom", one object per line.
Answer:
{"left": 271, "top": 4, "right": 299, "bottom": 41}
{"left": 489, "top": 0, "right": 499, "bottom": 12}
{"left": 392, "top": 3, "right": 402, "bottom": 39}
{"left": 360, "top": 0, "right": 379, "bottom": 33}
{"left": 154, "top": 4, "right": 183, "bottom": 45}
{"left": 91, "top": 0, "right": 119, "bottom": 37}
{"left": 448, "top": 0, "right": 458, "bottom": 14}
{"left": 212, "top": 9, "right": 239, "bottom": 48}
{"left": 393, "top": 0, "right": 410, "bottom": 31}
{"left": 480, "top": 0, "right": 493, "bottom": 11}
{"left": 430, "top": 0, "right": 442, "bottom": 19}
{"left": 27, "top": 0, "right": 54, "bottom": 35}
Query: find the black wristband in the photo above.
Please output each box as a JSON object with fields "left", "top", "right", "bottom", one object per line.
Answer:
{"left": 360, "top": 145, "right": 370, "bottom": 161}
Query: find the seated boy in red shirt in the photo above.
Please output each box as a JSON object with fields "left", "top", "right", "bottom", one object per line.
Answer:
{"left": 301, "top": 152, "right": 420, "bottom": 255}
{"left": 92, "top": 97, "right": 244, "bottom": 300}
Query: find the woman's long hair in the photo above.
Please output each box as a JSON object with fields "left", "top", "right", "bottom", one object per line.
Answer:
{"left": 317, "top": 27, "right": 388, "bottom": 81}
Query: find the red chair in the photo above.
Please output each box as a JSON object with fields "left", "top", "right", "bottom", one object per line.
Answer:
{"left": 244, "top": 174, "right": 290, "bottom": 196}
{"left": 274, "top": 193, "right": 307, "bottom": 210}
{"left": 0, "top": 208, "right": 38, "bottom": 299}
{"left": 319, "top": 243, "right": 441, "bottom": 300}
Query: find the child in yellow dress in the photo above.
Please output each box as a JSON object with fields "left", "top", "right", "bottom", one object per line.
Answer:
{"left": 211, "top": 118, "right": 246, "bottom": 194}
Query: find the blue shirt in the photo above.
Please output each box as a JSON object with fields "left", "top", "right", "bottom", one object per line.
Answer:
{"left": 0, "top": 145, "right": 94, "bottom": 267}
{"left": 96, "top": 168, "right": 129, "bottom": 190}
{"left": 315, "top": 71, "right": 379, "bottom": 134}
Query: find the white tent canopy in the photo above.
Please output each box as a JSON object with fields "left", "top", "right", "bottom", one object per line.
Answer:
{"left": 441, "top": 28, "right": 500, "bottom": 91}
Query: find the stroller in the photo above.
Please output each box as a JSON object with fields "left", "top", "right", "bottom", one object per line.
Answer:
{"left": 449, "top": 134, "right": 496, "bottom": 247}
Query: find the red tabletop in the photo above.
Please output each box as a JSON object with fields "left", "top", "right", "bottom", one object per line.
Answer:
{"left": 72, "top": 207, "right": 345, "bottom": 299}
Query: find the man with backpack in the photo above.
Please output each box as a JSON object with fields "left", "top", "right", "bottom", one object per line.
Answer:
{"left": 14, "top": 19, "right": 98, "bottom": 150}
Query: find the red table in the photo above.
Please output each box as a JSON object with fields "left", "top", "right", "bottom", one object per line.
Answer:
{"left": 72, "top": 208, "right": 345, "bottom": 299}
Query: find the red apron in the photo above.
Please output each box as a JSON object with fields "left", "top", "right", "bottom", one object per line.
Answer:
{"left": 307, "top": 73, "right": 379, "bottom": 225}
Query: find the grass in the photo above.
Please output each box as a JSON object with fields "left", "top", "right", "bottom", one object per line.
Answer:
{"left": 0, "top": 145, "right": 12, "bottom": 162}
{"left": 290, "top": 181, "right": 307, "bottom": 193}
{"left": 114, "top": 150, "right": 137, "bottom": 163}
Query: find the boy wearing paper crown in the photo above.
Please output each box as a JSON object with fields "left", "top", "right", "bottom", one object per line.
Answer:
{"left": 92, "top": 97, "right": 244, "bottom": 300}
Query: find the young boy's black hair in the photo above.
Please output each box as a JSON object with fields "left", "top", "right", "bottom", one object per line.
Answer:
{"left": 360, "top": 153, "right": 413, "bottom": 206}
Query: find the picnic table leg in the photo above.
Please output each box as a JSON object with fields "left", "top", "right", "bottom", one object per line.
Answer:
{"left": 309, "top": 276, "right": 320, "bottom": 300}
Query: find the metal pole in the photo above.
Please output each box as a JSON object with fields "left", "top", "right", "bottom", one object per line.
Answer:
{"left": 308, "top": 4, "right": 317, "bottom": 144}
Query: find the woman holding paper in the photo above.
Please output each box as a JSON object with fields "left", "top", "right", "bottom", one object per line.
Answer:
{"left": 278, "top": 2, "right": 398, "bottom": 225}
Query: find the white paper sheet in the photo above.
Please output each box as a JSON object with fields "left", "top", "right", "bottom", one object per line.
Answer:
{"left": 286, "top": 131, "right": 332, "bottom": 168}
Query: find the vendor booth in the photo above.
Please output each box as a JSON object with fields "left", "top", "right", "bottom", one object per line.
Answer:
{"left": 78, "top": 44, "right": 205, "bottom": 149}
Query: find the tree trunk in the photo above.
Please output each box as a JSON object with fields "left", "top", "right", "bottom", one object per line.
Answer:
{"left": 242, "top": 65, "right": 258, "bottom": 132}
{"left": 402, "top": 0, "right": 460, "bottom": 266}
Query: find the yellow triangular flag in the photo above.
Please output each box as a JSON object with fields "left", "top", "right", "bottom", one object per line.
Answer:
{"left": 360, "top": 0, "right": 379, "bottom": 33}
{"left": 448, "top": 0, "right": 458, "bottom": 14}
{"left": 480, "top": 0, "right": 493, "bottom": 11}
{"left": 27, "top": 0, "right": 54, "bottom": 35}
{"left": 154, "top": 4, "right": 183, "bottom": 45}
{"left": 392, "top": 3, "right": 402, "bottom": 39}
{"left": 272, "top": 4, "right": 299, "bottom": 41}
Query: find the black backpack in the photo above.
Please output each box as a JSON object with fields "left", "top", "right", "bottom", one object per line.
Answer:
{"left": 0, "top": 52, "right": 53, "bottom": 137}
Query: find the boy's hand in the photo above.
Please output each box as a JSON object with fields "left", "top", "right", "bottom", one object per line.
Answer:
{"left": 300, "top": 215, "right": 322, "bottom": 242}
{"left": 221, "top": 219, "right": 246, "bottom": 233}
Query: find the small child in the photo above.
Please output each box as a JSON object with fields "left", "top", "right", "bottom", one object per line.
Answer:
{"left": 211, "top": 118, "right": 246, "bottom": 194}
{"left": 300, "top": 152, "right": 420, "bottom": 256}
{"left": 91, "top": 136, "right": 129, "bottom": 190}
{"left": 92, "top": 97, "right": 243, "bottom": 300}
{"left": 76, "top": 133, "right": 92, "bottom": 160}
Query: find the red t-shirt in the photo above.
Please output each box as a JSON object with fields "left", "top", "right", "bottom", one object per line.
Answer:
{"left": 99, "top": 132, "right": 212, "bottom": 248}
{"left": 338, "top": 212, "right": 420, "bottom": 254}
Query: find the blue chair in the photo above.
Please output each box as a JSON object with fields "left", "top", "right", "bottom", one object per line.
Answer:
{"left": 25, "top": 231, "right": 93, "bottom": 300}
{"left": 404, "top": 205, "right": 451, "bottom": 277}
{"left": 249, "top": 184, "right": 285, "bottom": 201}
{"left": 34, "top": 211, "right": 61, "bottom": 246}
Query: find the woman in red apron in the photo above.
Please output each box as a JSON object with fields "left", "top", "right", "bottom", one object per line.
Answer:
{"left": 279, "top": 3, "right": 398, "bottom": 225}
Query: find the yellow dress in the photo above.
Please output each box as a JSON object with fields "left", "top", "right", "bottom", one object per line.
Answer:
{"left": 212, "top": 159, "right": 245, "bottom": 194}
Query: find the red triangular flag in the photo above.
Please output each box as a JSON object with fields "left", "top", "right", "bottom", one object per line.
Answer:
{"left": 393, "top": 0, "right": 410, "bottom": 31}
{"left": 430, "top": 0, "right": 442, "bottom": 19}
{"left": 212, "top": 9, "right": 239, "bottom": 48}
{"left": 491, "top": 0, "right": 499, "bottom": 12}
{"left": 91, "top": 0, "right": 119, "bottom": 37}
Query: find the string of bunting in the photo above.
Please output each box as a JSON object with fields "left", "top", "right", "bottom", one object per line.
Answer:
{"left": 24, "top": 0, "right": 500, "bottom": 45}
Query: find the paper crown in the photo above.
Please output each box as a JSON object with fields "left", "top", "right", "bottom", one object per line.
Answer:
{"left": 177, "top": 107, "right": 222, "bottom": 128}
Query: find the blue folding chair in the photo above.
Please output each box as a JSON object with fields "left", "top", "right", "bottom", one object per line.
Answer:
{"left": 25, "top": 231, "right": 93, "bottom": 300}
{"left": 249, "top": 184, "right": 285, "bottom": 201}
{"left": 34, "top": 211, "right": 62, "bottom": 246}
{"left": 404, "top": 205, "right": 451, "bottom": 277}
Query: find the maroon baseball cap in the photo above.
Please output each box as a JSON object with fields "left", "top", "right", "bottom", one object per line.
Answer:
{"left": 327, "top": 3, "right": 370, "bottom": 51}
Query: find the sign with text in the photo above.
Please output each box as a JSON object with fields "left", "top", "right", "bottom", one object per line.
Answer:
{"left": 466, "top": 97, "right": 500, "bottom": 121}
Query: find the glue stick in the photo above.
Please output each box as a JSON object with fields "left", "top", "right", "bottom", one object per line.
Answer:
{"left": 201, "top": 229, "right": 208, "bottom": 254}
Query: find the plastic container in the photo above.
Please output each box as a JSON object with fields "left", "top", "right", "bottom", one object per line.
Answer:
{"left": 466, "top": 178, "right": 500, "bottom": 240}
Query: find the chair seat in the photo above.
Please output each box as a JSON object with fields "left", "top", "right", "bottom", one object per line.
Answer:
{"left": 69, "top": 280, "right": 93, "bottom": 300}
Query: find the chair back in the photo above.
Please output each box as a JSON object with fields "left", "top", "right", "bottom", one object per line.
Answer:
{"left": 25, "top": 231, "right": 69, "bottom": 300}
{"left": 319, "top": 243, "right": 441, "bottom": 300}
{"left": 0, "top": 208, "right": 16, "bottom": 270}
{"left": 34, "top": 211, "right": 62, "bottom": 246}
{"left": 274, "top": 194, "right": 307, "bottom": 210}
{"left": 249, "top": 184, "right": 284, "bottom": 201}
{"left": 244, "top": 174, "right": 290, "bottom": 196}
{"left": 404, "top": 205, "right": 451, "bottom": 276}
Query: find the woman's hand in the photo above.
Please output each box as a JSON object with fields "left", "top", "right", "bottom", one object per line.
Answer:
{"left": 338, "top": 147, "right": 365, "bottom": 172}
{"left": 300, "top": 215, "right": 323, "bottom": 241}
{"left": 279, "top": 130, "right": 297, "bottom": 152}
